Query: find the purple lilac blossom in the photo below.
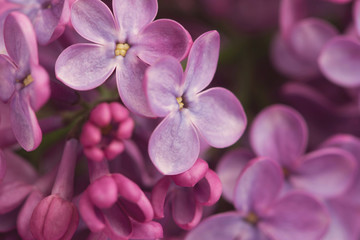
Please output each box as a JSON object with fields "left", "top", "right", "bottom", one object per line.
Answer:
{"left": 145, "top": 31, "right": 247, "bottom": 175}
{"left": 55, "top": 0, "right": 192, "bottom": 117}
{"left": 0, "top": 12, "right": 50, "bottom": 151}
{"left": 186, "top": 158, "right": 329, "bottom": 240}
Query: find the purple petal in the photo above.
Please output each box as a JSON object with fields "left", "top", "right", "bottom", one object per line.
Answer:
{"left": 0, "top": 206, "right": 20, "bottom": 232}
{"left": 354, "top": 0, "right": 360, "bottom": 36}
{"left": 27, "top": 63, "right": 50, "bottom": 111}
{"left": 55, "top": 43, "right": 116, "bottom": 90}
{"left": 10, "top": 93, "right": 42, "bottom": 151}
{"left": 185, "top": 212, "right": 268, "bottom": 240}
{"left": 172, "top": 158, "right": 209, "bottom": 187}
{"left": 88, "top": 176, "right": 118, "bottom": 209}
{"left": 172, "top": 188, "right": 202, "bottom": 230}
{"left": 0, "top": 54, "right": 16, "bottom": 102}
{"left": 183, "top": 31, "right": 220, "bottom": 95}
{"left": 130, "top": 221, "right": 163, "bottom": 239}
{"left": 271, "top": 34, "right": 319, "bottom": 80}
{"left": 116, "top": 52, "right": 154, "bottom": 117}
{"left": 0, "top": 181, "right": 32, "bottom": 214}
{"left": 322, "top": 199, "right": 360, "bottom": 240}
{"left": 151, "top": 176, "right": 171, "bottom": 219}
{"left": 32, "top": 0, "right": 70, "bottom": 45}
{"left": 234, "top": 158, "right": 283, "bottom": 215}
{"left": 193, "top": 169, "right": 222, "bottom": 206}
{"left": 216, "top": 149, "right": 255, "bottom": 203}
{"left": 17, "top": 191, "right": 44, "bottom": 240}
{"left": 290, "top": 148, "right": 356, "bottom": 198}
{"left": 0, "top": 151, "right": 5, "bottom": 183}
{"left": 289, "top": 18, "right": 338, "bottom": 65}
{"left": 144, "top": 56, "right": 184, "bottom": 117}
{"left": 71, "top": 0, "right": 117, "bottom": 44}
{"left": 78, "top": 192, "right": 105, "bottom": 233}
{"left": 4, "top": 12, "right": 38, "bottom": 67}
{"left": 280, "top": 0, "right": 307, "bottom": 39}
{"left": 319, "top": 37, "right": 360, "bottom": 87}
{"left": 189, "top": 87, "right": 246, "bottom": 148}
{"left": 112, "top": 0, "right": 157, "bottom": 36}
{"left": 102, "top": 204, "right": 132, "bottom": 239}
{"left": 3, "top": 150, "right": 37, "bottom": 183}
{"left": 260, "top": 192, "right": 329, "bottom": 240}
{"left": 134, "top": 19, "right": 192, "bottom": 65}
{"left": 148, "top": 111, "right": 200, "bottom": 175}
{"left": 250, "top": 104, "right": 308, "bottom": 169}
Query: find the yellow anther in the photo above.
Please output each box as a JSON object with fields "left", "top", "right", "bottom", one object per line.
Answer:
{"left": 115, "top": 43, "right": 130, "bottom": 57}
{"left": 22, "top": 75, "right": 34, "bottom": 87}
{"left": 176, "top": 97, "right": 184, "bottom": 109}
{"left": 244, "top": 212, "right": 258, "bottom": 225}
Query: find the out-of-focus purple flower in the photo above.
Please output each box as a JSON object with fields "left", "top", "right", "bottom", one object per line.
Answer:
{"left": 80, "top": 102, "right": 134, "bottom": 162}
{"left": 4, "top": 0, "right": 70, "bottom": 45}
{"left": 186, "top": 158, "right": 329, "bottom": 240}
{"left": 151, "top": 159, "right": 222, "bottom": 230}
{"left": 145, "top": 31, "right": 247, "bottom": 174}
{"left": 272, "top": 0, "right": 338, "bottom": 80}
{"left": 0, "top": 12, "right": 50, "bottom": 151}
{"left": 55, "top": 0, "right": 192, "bottom": 117}
{"left": 250, "top": 104, "right": 356, "bottom": 199}
{"left": 79, "top": 161, "right": 162, "bottom": 240}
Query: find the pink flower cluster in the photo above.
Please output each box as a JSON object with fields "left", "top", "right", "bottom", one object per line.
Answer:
{"left": 0, "top": 0, "right": 359, "bottom": 239}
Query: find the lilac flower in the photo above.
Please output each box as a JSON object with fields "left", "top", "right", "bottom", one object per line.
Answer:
{"left": 250, "top": 104, "right": 356, "bottom": 198}
{"left": 186, "top": 158, "right": 329, "bottom": 240}
{"left": 55, "top": 0, "right": 192, "bottom": 117}
{"left": 79, "top": 161, "right": 162, "bottom": 240}
{"left": 80, "top": 102, "right": 134, "bottom": 162}
{"left": 151, "top": 159, "right": 222, "bottom": 230}
{"left": 0, "top": 12, "right": 50, "bottom": 151}
{"left": 145, "top": 31, "right": 247, "bottom": 174}
{"left": 4, "top": 0, "right": 70, "bottom": 45}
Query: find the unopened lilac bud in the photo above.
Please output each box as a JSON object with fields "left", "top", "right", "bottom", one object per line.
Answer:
{"left": 88, "top": 175, "right": 118, "bottom": 209}
{"left": 30, "top": 195, "right": 79, "bottom": 240}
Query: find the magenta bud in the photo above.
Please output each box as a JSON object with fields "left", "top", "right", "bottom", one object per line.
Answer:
{"left": 172, "top": 159, "right": 209, "bottom": 187}
{"left": 30, "top": 195, "right": 79, "bottom": 240}
{"left": 116, "top": 118, "right": 135, "bottom": 139}
{"left": 84, "top": 147, "right": 105, "bottom": 162}
{"left": 109, "top": 102, "right": 129, "bottom": 122}
{"left": 88, "top": 175, "right": 118, "bottom": 209}
{"left": 80, "top": 122, "right": 101, "bottom": 147}
{"left": 90, "top": 103, "right": 111, "bottom": 127}
{"left": 104, "top": 140, "right": 125, "bottom": 160}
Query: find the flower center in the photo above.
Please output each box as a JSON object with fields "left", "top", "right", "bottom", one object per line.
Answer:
{"left": 115, "top": 43, "right": 130, "bottom": 57}
{"left": 243, "top": 212, "right": 258, "bottom": 225}
{"left": 17, "top": 74, "right": 34, "bottom": 87}
{"left": 176, "top": 97, "right": 184, "bottom": 109}
{"left": 283, "top": 167, "right": 291, "bottom": 179}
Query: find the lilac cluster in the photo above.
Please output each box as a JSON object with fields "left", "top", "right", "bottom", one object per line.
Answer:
{"left": 0, "top": 0, "right": 359, "bottom": 239}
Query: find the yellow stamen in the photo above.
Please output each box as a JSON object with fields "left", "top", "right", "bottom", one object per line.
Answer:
{"left": 176, "top": 97, "right": 184, "bottom": 109}
{"left": 115, "top": 43, "right": 130, "bottom": 57}
{"left": 22, "top": 75, "right": 33, "bottom": 87}
{"left": 244, "top": 212, "right": 258, "bottom": 225}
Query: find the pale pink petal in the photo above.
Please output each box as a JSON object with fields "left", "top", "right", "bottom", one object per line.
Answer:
{"left": 144, "top": 56, "right": 183, "bottom": 117}
{"left": 71, "top": 0, "right": 117, "bottom": 44}
{"left": 27, "top": 63, "right": 50, "bottom": 111}
{"left": 112, "top": 0, "right": 157, "bottom": 36}
{"left": 319, "top": 37, "right": 360, "bottom": 87}
{"left": 148, "top": 111, "right": 200, "bottom": 175}
{"left": 4, "top": 11, "right": 38, "bottom": 66}
{"left": 185, "top": 212, "right": 269, "bottom": 240}
{"left": 55, "top": 43, "right": 117, "bottom": 90}
{"left": 134, "top": 19, "right": 192, "bottom": 65}
{"left": 189, "top": 87, "right": 246, "bottom": 148}
{"left": 10, "top": 93, "right": 42, "bottom": 151}
{"left": 250, "top": 104, "right": 308, "bottom": 169}
{"left": 290, "top": 148, "right": 356, "bottom": 198}
{"left": 183, "top": 31, "right": 220, "bottom": 95}
{"left": 116, "top": 52, "right": 154, "bottom": 117}
{"left": 216, "top": 149, "right": 255, "bottom": 202}
{"left": 234, "top": 158, "right": 283, "bottom": 215}
{"left": 260, "top": 192, "right": 329, "bottom": 240}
